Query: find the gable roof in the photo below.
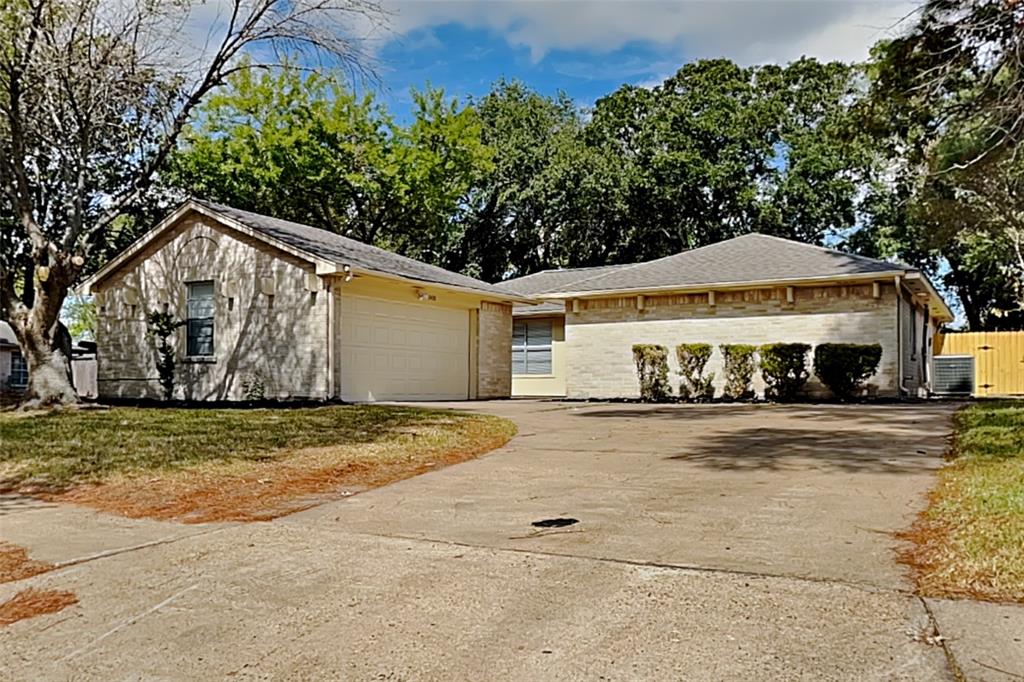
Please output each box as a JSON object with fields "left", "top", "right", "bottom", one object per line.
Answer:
{"left": 85, "top": 200, "right": 532, "bottom": 302}
{"left": 534, "top": 233, "right": 911, "bottom": 296}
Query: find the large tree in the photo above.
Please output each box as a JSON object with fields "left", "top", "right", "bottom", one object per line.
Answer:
{"left": 170, "top": 68, "right": 491, "bottom": 270}
{"left": 0, "top": 0, "right": 384, "bottom": 406}
{"left": 580, "top": 58, "right": 873, "bottom": 263}
{"left": 856, "top": 0, "right": 1024, "bottom": 328}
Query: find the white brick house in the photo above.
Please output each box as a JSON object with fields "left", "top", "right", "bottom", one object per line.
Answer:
{"left": 83, "top": 200, "right": 529, "bottom": 402}
{"left": 498, "top": 234, "right": 954, "bottom": 400}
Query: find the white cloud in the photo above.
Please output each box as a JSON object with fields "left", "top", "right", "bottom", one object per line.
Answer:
{"left": 383, "top": 0, "right": 919, "bottom": 65}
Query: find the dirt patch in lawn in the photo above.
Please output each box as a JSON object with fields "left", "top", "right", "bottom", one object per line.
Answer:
{"left": 0, "top": 542, "right": 55, "bottom": 584}
{"left": 45, "top": 416, "right": 515, "bottom": 523}
{"left": 0, "top": 588, "right": 78, "bottom": 626}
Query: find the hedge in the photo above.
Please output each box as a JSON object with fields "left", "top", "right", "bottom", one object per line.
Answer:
{"left": 759, "top": 343, "right": 811, "bottom": 402}
{"left": 632, "top": 344, "right": 671, "bottom": 402}
{"left": 814, "top": 343, "right": 883, "bottom": 400}
{"left": 719, "top": 344, "right": 757, "bottom": 400}
{"left": 676, "top": 343, "right": 714, "bottom": 402}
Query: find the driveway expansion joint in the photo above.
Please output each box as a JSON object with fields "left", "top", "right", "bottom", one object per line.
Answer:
{"left": 340, "top": 527, "right": 918, "bottom": 598}
{"left": 918, "top": 596, "right": 967, "bottom": 682}
{"left": 48, "top": 524, "right": 238, "bottom": 574}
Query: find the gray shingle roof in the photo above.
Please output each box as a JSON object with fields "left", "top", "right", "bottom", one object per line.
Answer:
{"left": 195, "top": 200, "right": 522, "bottom": 299}
{"left": 496, "top": 263, "right": 633, "bottom": 296}
{"left": 534, "top": 234, "right": 911, "bottom": 296}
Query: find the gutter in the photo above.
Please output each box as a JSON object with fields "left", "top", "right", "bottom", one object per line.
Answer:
{"left": 539, "top": 270, "right": 909, "bottom": 300}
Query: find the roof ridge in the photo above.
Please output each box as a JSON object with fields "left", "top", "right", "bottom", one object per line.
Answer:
{"left": 738, "top": 232, "right": 912, "bottom": 269}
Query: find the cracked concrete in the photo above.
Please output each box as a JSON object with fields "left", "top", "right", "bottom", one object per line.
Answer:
{"left": 1, "top": 400, "right": 1019, "bottom": 680}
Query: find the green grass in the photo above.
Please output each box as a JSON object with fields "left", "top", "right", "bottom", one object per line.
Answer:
{"left": 903, "top": 401, "right": 1024, "bottom": 602}
{"left": 0, "top": 405, "right": 513, "bottom": 491}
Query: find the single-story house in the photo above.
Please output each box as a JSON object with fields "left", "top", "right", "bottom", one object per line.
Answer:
{"left": 496, "top": 234, "right": 953, "bottom": 400}
{"left": 0, "top": 321, "right": 28, "bottom": 392}
{"left": 85, "top": 200, "right": 952, "bottom": 403}
{"left": 83, "top": 200, "right": 531, "bottom": 402}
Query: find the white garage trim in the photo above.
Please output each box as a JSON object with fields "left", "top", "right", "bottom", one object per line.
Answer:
{"left": 339, "top": 293, "right": 470, "bottom": 401}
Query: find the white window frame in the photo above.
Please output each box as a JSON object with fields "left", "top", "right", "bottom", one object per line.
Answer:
{"left": 512, "top": 319, "right": 553, "bottom": 376}
{"left": 186, "top": 281, "right": 215, "bottom": 358}
{"left": 9, "top": 351, "right": 28, "bottom": 388}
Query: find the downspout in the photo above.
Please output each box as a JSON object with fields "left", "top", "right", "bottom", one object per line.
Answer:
{"left": 894, "top": 275, "right": 910, "bottom": 398}
{"left": 326, "top": 280, "right": 336, "bottom": 400}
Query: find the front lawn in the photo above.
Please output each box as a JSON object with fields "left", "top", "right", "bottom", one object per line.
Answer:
{"left": 0, "top": 405, "right": 515, "bottom": 523}
{"left": 900, "top": 401, "right": 1024, "bottom": 602}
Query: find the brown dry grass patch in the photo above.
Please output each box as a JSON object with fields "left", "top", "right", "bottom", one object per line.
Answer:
{"left": 43, "top": 413, "right": 515, "bottom": 523}
{"left": 897, "top": 401, "right": 1024, "bottom": 603}
{"left": 0, "top": 542, "right": 55, "bottom": 584}
{"left": 0, "top": 588, "right": 77, "bottom": 626}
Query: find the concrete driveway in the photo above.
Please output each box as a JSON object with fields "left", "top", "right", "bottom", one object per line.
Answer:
{"left": 2, "top": 400, "right": 1002, "bottom": 680}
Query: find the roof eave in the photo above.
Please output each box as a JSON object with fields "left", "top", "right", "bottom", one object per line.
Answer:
{"left": 537, "top": 270, "right": 912, "bottom": 299}
{"left": 338, "top": 266, "right": 537, "bottom": 304}
{"left": 903, "top": 271, "right": 955, "bottom": 322}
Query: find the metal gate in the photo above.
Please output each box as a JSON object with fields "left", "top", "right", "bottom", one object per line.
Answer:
{"left": 936, "top": 331, "right": 1024, "bottom": 397}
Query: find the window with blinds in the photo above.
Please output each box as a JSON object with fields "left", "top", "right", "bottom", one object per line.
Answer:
{"left": 512, "top": 319, "right": 552, "bottom": 375}
{"left": 186, "top": 281, "right": 215, "bottom": 357}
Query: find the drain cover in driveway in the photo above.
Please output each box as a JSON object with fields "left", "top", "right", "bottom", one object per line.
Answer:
{"left": 531, "top": 518, "right": 579, "bottom": 528}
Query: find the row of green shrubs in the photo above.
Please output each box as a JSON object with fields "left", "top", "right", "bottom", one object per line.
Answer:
{"left": 632, "top": 342, "right": 882, "bottom": 403}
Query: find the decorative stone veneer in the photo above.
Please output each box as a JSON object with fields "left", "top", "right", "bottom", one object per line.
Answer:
{"left": 565, "top": 283, "right": 903, "bottom": 400}
{"left": 94, "top": 213, "right": 329, "bottom": 400}
{"left": 477, "top": 301, "right": 512, "bottom": 398}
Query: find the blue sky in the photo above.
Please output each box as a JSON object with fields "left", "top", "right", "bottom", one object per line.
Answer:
{"left": 367, "top": 1, "right": 917, "bottom": 119}
{"left": 376, "top": 23, "right": 679, "bottom": 116}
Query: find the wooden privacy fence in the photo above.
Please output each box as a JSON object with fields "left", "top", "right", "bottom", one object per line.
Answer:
{"left": 936, "top": 331, "right": 1024, "bottom": 397}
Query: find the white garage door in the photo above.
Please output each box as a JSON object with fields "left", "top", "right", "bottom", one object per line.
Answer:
{"left": 340, "top": 294, "right": 470, "bottom": 401}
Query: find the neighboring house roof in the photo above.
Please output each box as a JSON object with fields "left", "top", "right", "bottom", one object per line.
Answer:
{"left": 499, "top": 233, "right": 952, "bottom": 321}
{"left": 85, "top": 200, "right": 533, "bottom": 303}
{"left": 0, "top": 321, "right": 18, "bottom": 349}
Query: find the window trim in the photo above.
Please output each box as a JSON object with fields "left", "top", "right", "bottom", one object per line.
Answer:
{"left": 512, "top": 318, "right": 554, "bottom": 376}
{"left": 9, "top": 350, "right": 28, "bottom": 388}
{"left": 186, "top": 280, "right": 216, "bottom": 359}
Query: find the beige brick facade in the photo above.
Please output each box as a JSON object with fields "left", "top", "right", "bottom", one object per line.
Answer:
{"left": 565, "top": 283, "right": 905, "bottom": 400}
{"left": 477, "top": 301, "right": 512, "bottom": 398}
{"left": 93, "top": 210, "right": 516, "bottom": 402}
{"left": 94, "top": 215, "right": 329, "bottom": 400}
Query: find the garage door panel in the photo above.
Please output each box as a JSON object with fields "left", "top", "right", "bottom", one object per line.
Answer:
{"left": 340, "top": 294, "right": 470, "bottom": 401}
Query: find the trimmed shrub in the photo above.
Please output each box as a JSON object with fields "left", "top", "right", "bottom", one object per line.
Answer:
{"left": 632, "top": 344, "right": 671, "bottom": 402}
{"left": 814, "top": 343, "right": 883, "bottom": 400}
{"left": 719, "top": 344, "right": 757, "bottom": 400}
{"left": 759, "top": 343, "right": 811, "bottom": 402}
{"left": 676, "top": 343, "right": 715, "bottom": 402}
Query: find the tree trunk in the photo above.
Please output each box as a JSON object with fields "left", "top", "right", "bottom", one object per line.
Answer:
{"left": 8, "top": 263, "right": 79, "bottom": 408}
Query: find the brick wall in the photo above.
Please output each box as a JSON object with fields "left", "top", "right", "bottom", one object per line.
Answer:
{"left": 477, "top": 301, "right": 512, "bottom": 398}
{"left": 565, "top": 283, "right": 900, "bottom": 399}
{"left": 94, "top": 213, "right": 328, "bottom": 400}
